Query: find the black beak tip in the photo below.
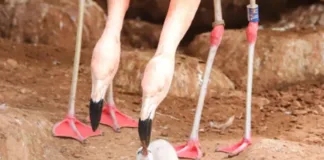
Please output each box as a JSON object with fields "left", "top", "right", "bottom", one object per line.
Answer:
{"left": 138, "top": 118, "right": 153, "bottom": 148}
{"left": 90, "top": 120, "right": 99, "bottom": 132}
{"left": 89, "top": 99, "right": 104, "bottom": 132}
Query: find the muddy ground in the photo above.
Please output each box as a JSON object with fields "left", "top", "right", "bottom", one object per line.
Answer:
{"left": 0, "top": 25, "right": 324, "bottom": 160}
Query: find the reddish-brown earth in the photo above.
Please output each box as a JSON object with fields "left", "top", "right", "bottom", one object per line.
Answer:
{"left": 0, "top": 34, "right": 324, "bottom": 159}
{"left": 1, "top": 0, "right": 324, "bottom": 160}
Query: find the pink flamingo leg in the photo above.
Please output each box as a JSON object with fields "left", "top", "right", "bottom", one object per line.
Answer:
{"left": 175, "top": 25, "right": 224, "bottom": 160}
{"left": 53, "top": 115, "right": 102, "bottom": 142}
{"left": 216, "top": 138, "right": 251, "bottom": 157}
{"left": 89, "top": 0, "right": 132, "bottom": 132}
{"left": 216, "top": 1, "right": 259, "bottom": 157}
{"left": 100, "top": 104, "right": 138, "bottom": 131}
{"left": 52, "top": 0, "right": 102, "bottom": 142}
{"left": 174, "top": 0, "right": 224, "bottom": 159}
{"left": 174, "top": 139, "right": 203, "bottom": 159}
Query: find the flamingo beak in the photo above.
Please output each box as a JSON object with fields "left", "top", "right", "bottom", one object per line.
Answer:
{"left": 89, "top": 98, "right": 104, "bottom": 131}
{"left": 138, "top": 118, "right": 152, "bottom": 152}
{"left": 138, "top": 97, "right": 155, "bottom": 151}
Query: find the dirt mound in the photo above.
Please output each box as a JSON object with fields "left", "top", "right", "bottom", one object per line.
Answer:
{"left": 0, "top": 36, "right": 234, "bottom": 99}
{"left": 0, "top": 108, "right": 66, "bottom": 160}
{"left": 186, "top": 28, "right": 324, "bottom": 92}
{"left": 114, "top": 50, "right": 234, "bottom": 99}
{"left": 0, "top": 0, "right": 106, "bottom": 49}
{"left": 233, "top": 138, "right": 324, "bottom": 160}
{"left": 2, "top": 107, "right": 322, "bottom": 160}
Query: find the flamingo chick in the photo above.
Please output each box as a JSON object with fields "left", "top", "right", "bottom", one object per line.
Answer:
{"left": 137, "top": 0, "right": 201, "bottom": 150}
{"left": 136, "top": 139, "right": 179, "bottom": 160}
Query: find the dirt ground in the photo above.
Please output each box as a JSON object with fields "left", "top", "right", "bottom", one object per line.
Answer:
{"left": 0, "top": 30, "right": 324, "bottom": 160}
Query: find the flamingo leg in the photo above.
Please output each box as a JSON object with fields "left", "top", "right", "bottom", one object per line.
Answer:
{"left": 137, "top": 0, "right": 201, "bottom": 157}
{"left": 88, "top": 0, "right": 138, "bottom": 132}
{"left": 52, "top": 0, "right": 102, "bottom": 142}
{"left": 174, "top": 0, "right": 224, "bottom": 159}
{"left": 96, "top": 83, "right": 138, "bottom": 133}
{"left": 215, "top": 0, "right": 259, "bottom": 157}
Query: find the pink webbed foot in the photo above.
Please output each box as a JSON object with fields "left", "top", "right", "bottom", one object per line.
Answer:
{"left": 92, "top": 103, "right": 138, "bottom": 132}
{"left": 216, "top": 138, "right": 251, "bottom": 157}
{"left": 174, "top": 139, "right": 203, "bottom": 160}
{"left": 52, "top": 115, "right": 103, "bottom": 142}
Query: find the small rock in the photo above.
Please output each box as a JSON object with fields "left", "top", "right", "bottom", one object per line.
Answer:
{"left": 52, "top": 60, "right": 60, "bottom": 65}
{"left": 254, "top": 97, "right": 270, "bottom": 109}
{"left": 132, "top": 101, "right": 140, "bottom": 105}
{"left": 72, "top": 153, "right": 81, "bottom": 158}
{"left": 257, "top": 126, "right": 268, "bottom": 133}
{"left": 296, "top": 125, "right": 303, "bottom": 129}
{"left": 20, "top": 88, "right": 27, "bottom": 94}
{"left": 6, "top": 58, "right": 18, "bottom": 68}
{"left": 292, "top": 110, "right": 308, "bottom": 116}
{"left": 290, "top": 118, "right": 298, "bottom": 123}
{"left": 56, "top": 94, "right": 61, "bottom": 99}
{"left": 284, "top": 111, "right": 292, "bottom": 115}
{"left": 278, "top": 107, "right": 286, "bottom": 112}
{"left": 312, "top": 110, "right": 319, "bottom": 115}
{"left": 261, "top": 116, "right": 266, "bottom": 121}
{"left": 160, "top": 130, "right": 168, "bottom": 137}
{"left": 318, "top": 105, "right": 324, "bottom": 113}
{"left": 305, "top": 136, "right": 322, "bottom": 144}
{"left": 199, "top": 128, "right": 205, "bottom": 132}
{"left": 38, "top": 96, "right": 46, "bottom": 102}
{"left": 160, "top": 126, "right": 168, "bottom": 130}
{"left": 209, "top": 121, "right": 215, "bottom": 128}
{"left": 265, "top": 113, "right": 271, "bottom": 117}
{"left": 280, "top": 100, "right": 291, "bottom": 108}
{"left": 132, "top": 108, "right": 140, "bottom": 112}
{"left": 292, "top": 100, "right": 302, "bottom": 109}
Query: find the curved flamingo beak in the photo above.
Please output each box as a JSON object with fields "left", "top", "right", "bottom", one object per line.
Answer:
{"left": 138, "top": 96, "right": 156, "bottom": 151}
{"left": 138, "top": 118, "right": 153, "bottom": 151}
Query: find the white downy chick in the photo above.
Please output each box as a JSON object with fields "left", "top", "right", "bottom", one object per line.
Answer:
{"left": 136, "top": 139, "right": 179, "bottom": 160}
